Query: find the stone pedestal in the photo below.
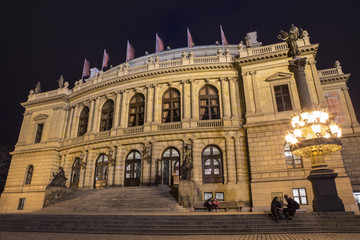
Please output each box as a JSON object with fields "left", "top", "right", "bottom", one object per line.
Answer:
{"left": 307, "top": 169, "right": 345, "bottom": 212}
{"left": 178, "top": 180, "right": 194, "bottom": 208}
{"left": 43, "top": 186, "right": 74, "bottom": 208}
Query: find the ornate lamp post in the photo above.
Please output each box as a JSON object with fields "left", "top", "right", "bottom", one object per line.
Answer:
{"left": 285, "top": 110, "right": 345, "bottom": 211}
{"left": 281, "top": 25, "right": 345, "bottom": 211}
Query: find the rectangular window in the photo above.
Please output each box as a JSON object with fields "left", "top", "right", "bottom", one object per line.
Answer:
{"left": 34, "top": 123, "right": 44, "bottom": 143}
{"left": 292, "top": 188, "right": 308, "bottom": 205}
{"left": 17, "top": 198, "right": 26, "bottom": 210}
{"left": 204, "top": 192, "right": 213, "bottom": 201}
{"left": 274, "top": 85, "right": 292, "bottom": 112}
{"left": 215, "top": 192, "right": 224, "bottom": 201}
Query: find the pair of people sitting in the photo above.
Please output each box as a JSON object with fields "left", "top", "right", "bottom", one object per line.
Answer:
{"left": 271, "top": 195, "right": 298, "bottom": 222}
{"left": 205, "top": 198, "right": 219, "bottom": 212}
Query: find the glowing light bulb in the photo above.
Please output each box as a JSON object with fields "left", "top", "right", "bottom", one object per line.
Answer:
{"left": 311, "top": 125, "right": 321, "bottom": 135}
{"left": 299, "top": 121, "right": 305, "bottom": 127}
{"left": 300, "top": 112, "right": 309, "bottom": 122}
{"left": 312, "top": 110, "right": 321, "bottom": 120}
{"left": 294, "top": 129, "right": 302, "bottom": 138}
{"left": 324, "top": 133, "right": 331, "bottom": 138}
{"left": 291, "top": 116, "right": 300, "bottom": 127}
{"left": 320, "top": 112, "right": 329, "bottom": 123}
{"left": 330, "top": 123, "right": 339, "bottom": 134}
{"left": 337, "top": 129, "right": 342, "bottom": 137}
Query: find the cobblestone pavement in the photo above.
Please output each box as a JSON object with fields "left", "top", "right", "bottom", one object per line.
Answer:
{"left": 1, "top": 233, "right": 360, "bottom": 240}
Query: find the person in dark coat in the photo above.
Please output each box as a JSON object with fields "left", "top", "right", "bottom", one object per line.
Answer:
{"left": 283, "top": 195, "right": 297, "bottom": 219}
{"left": 204, "top": 197, "right": 213, "bottom": 212}
{"left": 271, "top": 196, "right": 283, "bottom": 222}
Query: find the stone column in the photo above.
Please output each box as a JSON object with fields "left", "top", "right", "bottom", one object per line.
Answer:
{"left": 91, "top": 97, "right": 101, "bottom": 132}
{"left": 190, "top": 80, "right": 199, "bottom": 122}
{"left": 119, "top": 90, "right": 128, "bottom": 128}
{"left": 289, "top": 57, "right": 313, "bottom": 111}
{"left": 114, "top": 145, "right": 123, "bottom": 186}
{"left": 79, "top": 150, "right": 88, "bottom": 188}
{"left": 108, "top": 147, "right": 115, "bottom": 186}
{"left": 234, "top": 136, "right": 248, "bottom": 183}
{"left": 342, "top": 87, "right": 360, "bottom": 130}
{"left": 249, "top": 71, "right": 262, "bottom": 114}
{"left": 18, "top": 112, "right": 32, "bottom": 144}
{"left": 309, "top": 60, "right": 326, "bottom": 107}
{"left": 153, "top": 84, "right": 161, "bottom": 124}
{"left": 183, "top": 80, "right": 191, "bottom": 121}
{"left": 241, "top": 72, "right": 254, "bottom": 114}
{"left": 146, "top": 85, "right": 154, "bottom": 123}
{"left": 221, "top": 78, "right": 231, "bottom": 119}
{"left": 225, "top": 137, "right": 236, "bottom": 183}
{"left": 228, "top": 78, "right": 239, "bottom": 119}
{"left": 70, "top": 105, "right": 80, "bottom": 138}
{"left": 192, "top": 139, "right": 202, "bottom": 183}
{"left": 150, "top": 141, "right": 161, "bottom": 185}
{"left": 113, "top": 92, "right": 122, "bottom": 128}
{"left": 87, "top": 99, "right": 95, "bottom": 133}
{"left": 66, "top": 107, "right": 75, "bottom": 138}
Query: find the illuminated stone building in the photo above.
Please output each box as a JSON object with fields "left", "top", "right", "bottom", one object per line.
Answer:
{"left": 1, "top": 30, "right": 359, "bottom": 213}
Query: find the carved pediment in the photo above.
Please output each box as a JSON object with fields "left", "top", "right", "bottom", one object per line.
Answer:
{"left": 33, "top": 114, "right": 49, "bottom": 121}
{"left": 265, "top": 72, "right": 292, "bottom": 82}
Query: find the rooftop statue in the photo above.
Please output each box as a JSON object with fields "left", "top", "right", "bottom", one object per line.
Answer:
{"left": 34, "top": 81, "right": 41, "bottom": 94}
{"left": 58, "top": 75, "right": 64, "bottom": 88}
{"left": 278, "top": 24, "right": 306, "bottom": 57}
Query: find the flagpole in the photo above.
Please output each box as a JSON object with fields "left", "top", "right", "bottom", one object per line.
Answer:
{"left": 220, "top": 25, "right": 225, "bottom": 54}
{"left": 81, "top": 59, "right": 85, "bottom": 81}
{"left": 187, "top": 27, "right": 189, "bottom": 52}
{"left": 126, "top": 40, "right": 129, "bottom": 63}
{"left": 155, "top": 33, "right": 158, "bottom": 53}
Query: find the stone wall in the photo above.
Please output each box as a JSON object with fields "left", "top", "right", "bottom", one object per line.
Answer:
{"left": 341, "top": 134, "right": 360, "bottom": 191}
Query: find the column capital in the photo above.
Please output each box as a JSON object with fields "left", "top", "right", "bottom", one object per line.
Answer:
{"left": 289, "top": 57, "right": 307, "bottom": 72}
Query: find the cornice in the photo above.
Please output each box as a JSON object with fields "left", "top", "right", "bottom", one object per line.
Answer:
{"left": 320, "top": 73, "right": 351, "bottom": 85}
{"left": 21, "top": 94, "right": 67, "bottom": 107}
{"left": 235, "top": 44, "right": 319, "bottom": 66}
{"left": 68, "top": 63, "right": 234, "bottom": 100}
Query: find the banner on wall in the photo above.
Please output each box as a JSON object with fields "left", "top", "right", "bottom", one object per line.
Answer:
{"left": 324, "top": 91, "right": 346, "bottom": 125}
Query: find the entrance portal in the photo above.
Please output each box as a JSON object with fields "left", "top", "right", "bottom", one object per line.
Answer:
{"left": 70, "top": 158, "right": 81, "bottom": 189}
{"left": 94, "top": 154, "right": 108, "bottom": 189}
{"left": 124, "top": 151, "right": 141, "bottom": 186}
{"left": 157, "top": 148, "right": 180, "bottom": 185}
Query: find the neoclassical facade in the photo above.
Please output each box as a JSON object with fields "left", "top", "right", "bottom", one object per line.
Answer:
{"left": 1, "top": 31, "right": 359, "bottom": 213}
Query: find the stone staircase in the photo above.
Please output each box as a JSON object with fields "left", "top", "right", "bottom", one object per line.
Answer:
{"left": 40, "top": 186, "right": 189, "bottom": 213}
{"left": 0, "top": 212, "right": 360, "bottom": 234}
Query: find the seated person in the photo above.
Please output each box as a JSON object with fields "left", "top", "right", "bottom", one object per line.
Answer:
{"left": 283, "top": 195, "right": 298, "bottom": 219}
{"left": 271, "top": 196, "right": 283, "bottom": 222}
{"left": 211, "top": 198, "right": 219, "bottom": 212}
{"left": 204, "top": 197, "right": 213, "bottom": 212}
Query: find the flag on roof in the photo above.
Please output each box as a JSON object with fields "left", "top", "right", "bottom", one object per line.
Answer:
{"left": 82, "top": 58, "right": 90, "bottom": 78}
{"left": 102, "top": 49, "right": 110, "bottom": 70}
{"left": 220, "top": 25, "right": 229, "bottom": 46}
{"left": 126, "top": 41, "right": 135, "bottom": 62}
{"left": 187, "top": 28, "right": 195, "bottom": 48}
{"left": 155, "top": 33, "right": 165, "bottom": 53}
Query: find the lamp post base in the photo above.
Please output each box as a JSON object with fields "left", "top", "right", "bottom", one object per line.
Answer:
{"left": 307, "top": 168, "right": 345, "bottom": 212}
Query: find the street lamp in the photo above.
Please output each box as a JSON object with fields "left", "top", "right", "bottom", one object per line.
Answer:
{"left": 285, "top": 109, "right": 345, "bottom": 211}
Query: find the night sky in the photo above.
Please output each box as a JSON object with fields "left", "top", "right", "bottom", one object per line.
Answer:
{"left": 1, "top": 1, "right": 359, "bottom": 147}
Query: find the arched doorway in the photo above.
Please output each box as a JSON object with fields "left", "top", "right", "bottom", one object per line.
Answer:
{"left": 124, "top": 151, "right": 141, "bottom": 186}
{"left": 94, "top": 154, "right": 108, "bottom": 189}
{"left": 70, "top": 158, "right": 81, "bottom": 189}
{"left": 157, "top": 148, "right": 180, "bottom": 186}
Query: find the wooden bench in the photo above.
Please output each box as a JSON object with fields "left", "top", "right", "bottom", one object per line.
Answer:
{"left": 194, "top": 201, "right": 242, "bottom": 212}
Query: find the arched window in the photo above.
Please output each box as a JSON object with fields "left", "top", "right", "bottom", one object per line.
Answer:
{"left": 128, "top": 94, "right": 145, "bottom": 127}
{"left": 199, "top": 85, "right": 220, "bottom": 120}
{"left": 94, "top": 154, "right": 108, "bottom": 188}
{"left": 124, "top": 151, "right": 142, "bottom": 186}
{"left": 284, "top": 143, "right": 303, "bottom": 168}
{"left": 25, "top": 165, "right": 34, "bottom": 185}
{"left": 78, "top": 107, "right": 89, "bottom": 136}
{"left": 100, "top": 100, "right": 114, "bottom": 131}
{"left": 202, "top": 145, "right": 223, "bottom": 183}
{"left": 162, "top": 88, "right": 181, "bottom": 123}
{"left": 70, "top": 158, "right": 81, "bottom": 189}
{"left": 157, "top": 148, "right": 180, "bottom": 185}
